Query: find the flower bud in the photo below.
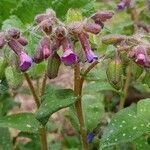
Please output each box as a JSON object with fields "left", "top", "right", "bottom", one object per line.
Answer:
{"left": 61, "top": 37, "right": 77, "bottom": 65}
{"left": 83, "top": 22, "right": 101, "bottom": 34}
{"left": 91, "top": 11, "right": 114, "bottom": 25}
{"left": 0, "top": 32, "right": 6, "bottom": 49}
{"left": 18, "top": 51, "right": 32, "bottom": 72}
{"left": 106, "top": 57, "right": 123, "bottom": 90}
{"left": 8, "top": 39, "right": 23, "bottom": 55}
{"left": 17, "top": 37, "right": 28, "bottom": 46}
{"left": 7, "top": 28, "right": 20, "bottom": 39}
{"left": 102, "top": 34, "right": 126, "bottom": 45}
{"left": 55, "top": 26, "right": 67, "bottom": 40}
{"left": 47, "top": 52, "right": 61, "bottom": 79}
{"left": 68, "top": 22, "right": 83, "bottom": 34}
{"left": 35, "top": 14, "right": 48, "bottom": 24}
{"left": 42, "top": 20, "right": 53, "bottom": 35}
{"left": 33, "top": 36, "right": 51, "bottom": 63}
{"left": 78, "top": 32, "right": 98, "bottom": 63}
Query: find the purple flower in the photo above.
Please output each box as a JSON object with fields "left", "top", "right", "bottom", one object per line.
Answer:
{"left": 87, "top": 132, "right": 95, "bottom": 143}
{"left": 61, "top": 37, "right": 77, "bottom": 65}
{"left": 117, "top": 0, "right": 129, "bottom": 10}
{"left": 33, "top": 36, "right": 51, "bottom": 63}
{"left": 18, "top": 51, "right": 32, "bottom": 72}
{"left": 135, "top": 53, "right": 146, "bottom": 65}
{"left": 117, "top": 2, "right": 126, "bottom": 10}
{"left": 0, "top": 32, "right": 6, "bottom": 49}
{"left": 78, "top": 33, "right": 98, "bottom": 63}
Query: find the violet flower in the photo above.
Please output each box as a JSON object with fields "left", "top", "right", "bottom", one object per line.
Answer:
{"left": 117, "top": 0, "right": 129, "bottom": 10}
{"left": 78, "top": 32, "right": 98, "bottom": 63}
{"left": 18, "top": 51, "right": 32, "bottom": 72}
{"left": 61, "top": 37, "right": 77, "bottom": 65}
{"left": 33, "top": 36, "right": 51, "bottom": 63}
{"left": 87, "top": 132, "right": 95, "bottom": 143}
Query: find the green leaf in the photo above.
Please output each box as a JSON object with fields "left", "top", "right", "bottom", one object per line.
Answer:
{"left": 0, "top": 127, "right": 13, "bottom": 150}
{"left": 100, "top": 99, "right": 150, "bottom": 149}
{"left": 66, "top": 9, "right": 83, "bottom": 24}
{"left": 82, "top": 94, "right": 104, "bottom": 132}
{"left": 11, "top": 0, "right": 95, "bottom": 24}
{"left": 36, "top": 85, "right": 77, "bottom": 125}
{"left": 1, "top": 15, "right": 24, "bottom": 31}
{"left": 0, "top": 0, "right": 19, "bottom": 27}
{"left": 84, "top": 81, "right": 123, "bottom": 95}
{"left": 0, "top": 113, "right": 42, "bottom": 133}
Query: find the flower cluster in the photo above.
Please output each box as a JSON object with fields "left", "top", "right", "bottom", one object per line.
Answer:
{"left": 0, "top": 9, "right": 114, "bottom": 73}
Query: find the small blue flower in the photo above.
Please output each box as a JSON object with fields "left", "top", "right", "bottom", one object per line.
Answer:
{"left": 87, "top": 132, "right": 95, "bottom": 143}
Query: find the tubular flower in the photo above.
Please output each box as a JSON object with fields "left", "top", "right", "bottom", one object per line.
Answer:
{"left": 78, "top": 32, "right": 98, "bottom": 63}
{"left": 18, "top": 51, "right": 32, "bottom": 72}
{"left": 61, "top": 37, "right": 77, "bottom": 65}
{"left": 128, "top": 45, "right": 147, "bottom": 66}
{"left": 8, "top": 39, "right": 32, "bottom": 72}
{"left": 17, "top": 37, "right": 28, "bottom": 46}
{"left": 83, "top": 21, "right": 101, "bottom": 34}
{"left": 33, "top": 36, "right": 51, "bottom": 63}
{"left": 117, "top": 0, "right": 129, "bottom": 10}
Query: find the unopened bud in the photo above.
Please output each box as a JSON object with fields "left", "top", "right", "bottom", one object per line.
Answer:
{"left": 7, "top": 28, "right": 20, "bottom": 39}
{"left": 91, "top": 11, "right": 114, "bottom": 25}
{"left": 68, "top": 22, "right": 83, "bottom": 34}
{"left": 42, "top": 20, "right": 53, "bottom": 35}
{"left": 55, "top": 26, "right": 67, "bottom": 40}
{"left": 106, "top": 57, "right": 123, "bottom": 89}
{"left": 33, "top": 36, "right": 51, "bottom": 63}
{"left": 8, "top": 39, "right": 23, "bottom": 55}
{"left": 102, "top": 34, "right": 126, "bottom": 45}
{"left": 17, "top": 37, "right": 28, "bottom": 46}
{"left": 35, "top": 14, "right": 48, "bottom": 24}
{"left": 83, "top": 22, "right": 101, "bottom": 34}
{"left": 47, "top": 52, "right": 61, "bottom": 79}
{"left": 0, "top": 32, "right": 6, "bottom": 49}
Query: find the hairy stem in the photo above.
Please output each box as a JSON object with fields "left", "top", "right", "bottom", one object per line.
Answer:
{"left": 74, "top": 63, "right": 89, "bottom": 150}
{"left": 41, "top": 73, "right": 47, "bottom": 99}
{"left": 118, "top": 64, "right": 132, "bottom": 110}
{"left": 24, "top": 73, "right": 48, "bottom": 150}
{"left": 24, "top": 73, "right": 40, "bottom": 107}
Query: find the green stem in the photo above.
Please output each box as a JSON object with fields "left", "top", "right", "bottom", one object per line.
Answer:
{"left": 24, "top": 73, "right": 48, "bottom": 150}
{"left": 118, "top": 64, "right": 132, "bottom": 110}
{"left": 74, "top": 63, "right": 89, "bottom": 150}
